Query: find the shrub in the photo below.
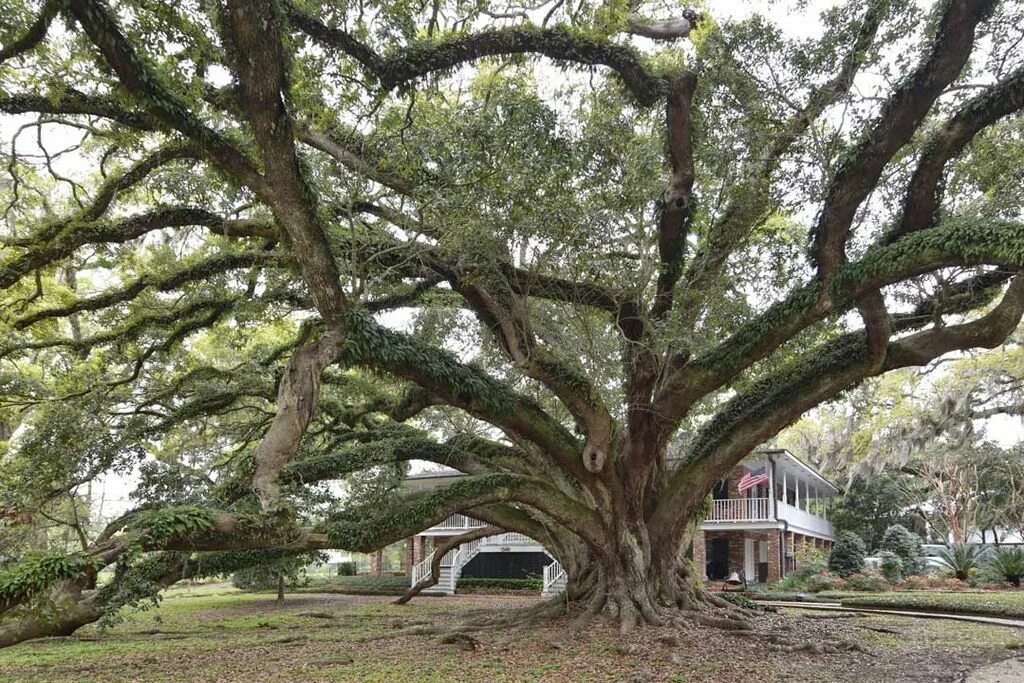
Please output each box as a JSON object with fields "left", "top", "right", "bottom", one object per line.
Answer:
{"left": 936, "top": 544, "right": 985, "bottom": 582}
{"left": 879, "top": 524, "right": 925, "bottom": 576}
{"left": 456, "top": 577, "right": 542, "bottom": 591}
{"left": 793, "top": 544, "right": 829, "bottom": 578}
{"left": 336, "top": 561, "right": 357, "bottom": 576}
{"left": 878, "top": 551, "right": 904, "bottom": 582}
{"left": 989, "top": 548, "right": 1024, "bottom": 588}
{"left": 829, "top": 531, "right": 867, "bottom": 578}
{"left": 804, "top": 572, "right": 846, "bottom": 593}
{"left": 902, "top": 574, "right": 930, "bottom": 590}
{"left": 845, "top": 569, "right": 890, "bottom": 592}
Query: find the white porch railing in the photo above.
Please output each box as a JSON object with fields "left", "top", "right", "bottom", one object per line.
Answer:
{"left": 777, "top": 500, "right": 833, "bottom": 536}
{"left": 411, "top": 550, "right": 437, "bottom": 587}
{"left": 491, "top": 532, "right": 536, "bottom": 545}
{"left": 542, "top": 560, "right": 566, "bottom": 597}
{"left": 707, "top": 497, "right": 771, "bottom": 522}
{"left": 429, "top": 514, "right": 487, "bottom": 531}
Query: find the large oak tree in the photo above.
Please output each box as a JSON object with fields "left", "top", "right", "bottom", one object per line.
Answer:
{"left": 2, "top": 0, "right": 1024, "bottom": 645}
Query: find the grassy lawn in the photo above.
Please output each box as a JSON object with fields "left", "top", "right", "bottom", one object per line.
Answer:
{"left": 835, "top": 591, "right": 1024, "bottom": 619}
{"left": 0, "top": 585, "right": 1021, "bottom": 682}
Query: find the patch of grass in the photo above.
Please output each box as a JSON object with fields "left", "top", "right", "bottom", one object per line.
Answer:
{"left": 839, "top": 591, "right": 1024, "bottom": 619}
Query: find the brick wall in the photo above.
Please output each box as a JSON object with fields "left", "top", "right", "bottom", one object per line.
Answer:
{"left": 693, "top": 529, "right": 707, "bottom": 579}
{"left": 700, "top": 529, "right": 782, "bottom": 583}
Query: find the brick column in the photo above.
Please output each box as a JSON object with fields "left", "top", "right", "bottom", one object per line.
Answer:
{"left": 767, "top": 531, "right": 781, "bottom": 583}
{"left": 370, "top": 550, "right": 384, "bottom": 576}
{"left": 413, "top": 536, "right": 425, "bottom": 565}
{"left": 692, "top": 529, "right": 707, "bottom": 580}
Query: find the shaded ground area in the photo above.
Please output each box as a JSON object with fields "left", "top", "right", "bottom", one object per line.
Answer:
{"left": 1, "top": 585, "right": 1022, "bottom": 682}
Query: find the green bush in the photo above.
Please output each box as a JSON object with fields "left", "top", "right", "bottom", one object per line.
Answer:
{"left": 936, "top": 544, "right": 986, "bottom": 581}
{"left": 878, "top": 551, "right": 904, "bottom": 582}
{"left": 989, "top": 548, "right": 1024, "bottom": 587}
{"left": 879, "top": 524, "right": 925, "bottom": 575}
{"left": 828, "top": 531, "right": 867, "bottom": 578}
{"left": 793, "top": 544, "right": 829, "bottom": 579}
{"left": 845, "top": 569, "right": 890, "bottom": 592}
{"left": 336, "top": 561, "right": 357, "bottom": 576}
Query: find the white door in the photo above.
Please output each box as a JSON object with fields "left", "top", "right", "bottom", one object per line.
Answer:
{"left": 744, "top": 538, "right": 755, "bottom": 580}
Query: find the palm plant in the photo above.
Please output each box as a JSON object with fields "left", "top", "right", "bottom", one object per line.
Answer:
{"left": 989, "top": 548, "right": 1024, "bottom": 587}
{"left": 936, "top": 543, "right": 986, "bottom": 581}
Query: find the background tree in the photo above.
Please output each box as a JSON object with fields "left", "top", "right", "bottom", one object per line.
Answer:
{"left": 1, "top": 0, "right": 1024, "bottom": 645}
{"left": 879, "top": 524, "right": 925, "bottom": 576}
{"left": 828, "top": 473, "right": 922, "bottom": 550}
{"left": 828, "top": 532, "right": 867, "bottom": 578}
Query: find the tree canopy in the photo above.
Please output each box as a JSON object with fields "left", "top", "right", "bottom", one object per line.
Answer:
{"left": 2, "top": 0, "right": 1024, "bottom": 643}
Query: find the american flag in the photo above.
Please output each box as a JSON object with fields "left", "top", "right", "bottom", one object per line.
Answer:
{"left": 737, "top": 464, "right": 769, "bottom": 493}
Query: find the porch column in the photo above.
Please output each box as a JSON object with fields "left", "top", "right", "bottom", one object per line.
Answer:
{"left": 401, "top": 538, "right": 413, "bottom": 574}
{"left": 782, "top": 471, "right": 787, "bottom": 505}
{"left": 795, "top": 479, "right": 800, "bottom": 510}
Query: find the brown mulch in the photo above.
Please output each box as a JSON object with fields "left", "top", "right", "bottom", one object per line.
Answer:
{"left": 2, "top": 594, "right": 1022, "bottom": 682}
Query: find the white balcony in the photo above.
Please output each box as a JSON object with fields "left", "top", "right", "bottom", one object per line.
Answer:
{"left": 777, "top": 500, "right": 834, "bottom": 537}
{"left": 703, "top": 497, "right": 834, "bottom": 539}
{"left": 707, "top": 497, "right": 772, "bottom": 522}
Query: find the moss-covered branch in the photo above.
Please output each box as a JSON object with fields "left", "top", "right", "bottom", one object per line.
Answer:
{"left": 656, "top": 216, "right": 1024, "bottom": 427}
{"left": 810, "top": 0, "right": 997, "bottom": 279}
{"left": 14, "top": 251, "right": 285, "bottom": 329}
{"left": 0, "top": 207, "right": 276, "bottom": 290}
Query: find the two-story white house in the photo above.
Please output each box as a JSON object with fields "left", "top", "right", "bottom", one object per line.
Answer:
{"left": 376, "top": 448, "right": 838, "bottom": 595}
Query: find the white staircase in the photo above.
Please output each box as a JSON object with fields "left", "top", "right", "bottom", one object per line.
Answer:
{"left": 410, "top": 537, "right": 485, "bottom": 595}
{"left": 542, "top": 560, "right": 566, "bottom": 597}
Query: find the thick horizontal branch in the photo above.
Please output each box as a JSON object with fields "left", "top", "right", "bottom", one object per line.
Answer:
{"left": 324, "top": 472, "right": 602, "bottom": 551}
{"left": 625, "top": 12, "right": 700, "bottom": 41}
{"left": 0, "top": 207, "right": 276, "bottom": 290}
{"left": 0, "top": 298, "right": 234, "bottom": 360}
{"left": 341, "top": 311, "right": 584, "bottom": 473}
{"left": 0, "top": 91, "right": 157, "bottom": 130}
{"left": 13, "top": 251, "right": 284, "bottom": 329}
{"left": 289, "top": 8, "right": 668, "bottom": 107}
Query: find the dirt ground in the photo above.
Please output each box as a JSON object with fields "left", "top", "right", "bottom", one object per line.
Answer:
{"left": 1, "top": 587, "right": 1022, "bottom": 682}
